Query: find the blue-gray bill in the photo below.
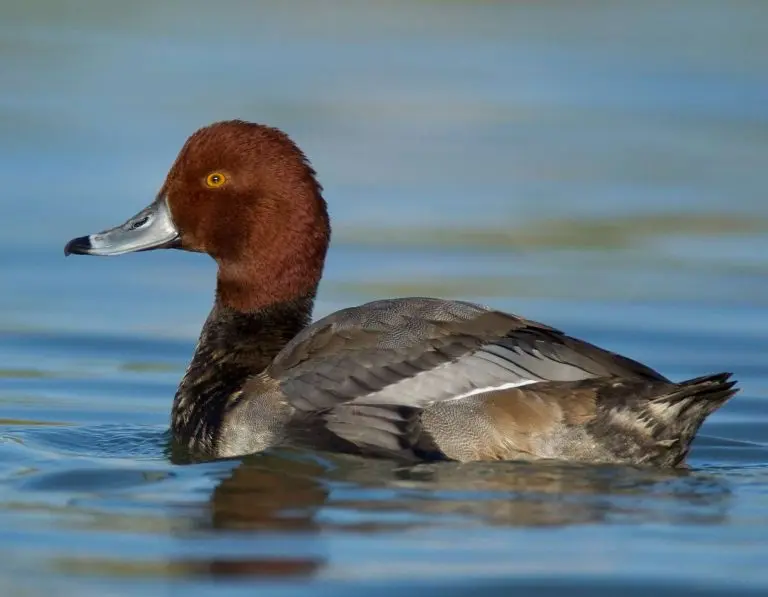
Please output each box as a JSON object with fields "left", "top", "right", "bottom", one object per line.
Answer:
{"left": 64, "top": 195, "right": 180, "bottom": 256}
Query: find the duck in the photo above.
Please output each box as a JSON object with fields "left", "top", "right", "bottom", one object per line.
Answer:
{"left": 64, "top": 120, "right": 738, "bottom": 466}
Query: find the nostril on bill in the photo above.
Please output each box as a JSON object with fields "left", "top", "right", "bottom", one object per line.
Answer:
{"left": 129, "top": 216, "right": 150, "bottom": 230}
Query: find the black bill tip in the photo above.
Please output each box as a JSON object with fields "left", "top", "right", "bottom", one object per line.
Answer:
{"left": 64, "top": 236, "right": 92, "bottom": 256}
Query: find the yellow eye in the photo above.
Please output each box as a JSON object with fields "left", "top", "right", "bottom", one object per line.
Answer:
{"left": 205, "top": 172, "right": 227, "bottom": 188}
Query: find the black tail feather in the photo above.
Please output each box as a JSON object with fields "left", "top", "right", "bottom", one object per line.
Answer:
{"left": 657, "top": 371, "right": 737, "bottom": 412}
{"left": 651, "top": 371, "right": 738, "bottom": 466}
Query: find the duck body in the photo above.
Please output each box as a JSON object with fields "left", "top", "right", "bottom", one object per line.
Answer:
{"left": 177, "top": 296, "right": 735, "bottom": 466}
{"left": 64, "top": 120, "right": 737, "bottom": 466}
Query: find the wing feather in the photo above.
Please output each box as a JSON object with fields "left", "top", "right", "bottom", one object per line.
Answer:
{"left": 265, "top": 298, "right": 665, "bottom": 416}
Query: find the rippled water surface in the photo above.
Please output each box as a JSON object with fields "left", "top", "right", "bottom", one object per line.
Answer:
{"left": 1, "top": 1, "right": 767, "bottom": 595}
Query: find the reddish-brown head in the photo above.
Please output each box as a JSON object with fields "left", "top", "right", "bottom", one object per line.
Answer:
{"left": 65, "top": 120, "right": 331, "bottom": 312}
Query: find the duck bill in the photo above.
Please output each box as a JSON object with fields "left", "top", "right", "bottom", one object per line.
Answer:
{"left": 64, "top": 195, "right": 180, "bottom": 257}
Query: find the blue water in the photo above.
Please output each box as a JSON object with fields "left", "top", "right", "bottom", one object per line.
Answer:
{"left": 1, "top": 2, "right": 767, "bottom": 595}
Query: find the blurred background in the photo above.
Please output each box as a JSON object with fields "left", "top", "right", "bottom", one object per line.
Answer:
{"left": 0, "top": 1, "right": 767, "bottom": 596}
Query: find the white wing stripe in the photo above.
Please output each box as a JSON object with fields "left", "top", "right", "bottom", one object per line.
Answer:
{"left": 445, "top": 379, "right": 539, "bottom": 402}
{"left": 350, "top": 350, "right": 540, "bottom": 408}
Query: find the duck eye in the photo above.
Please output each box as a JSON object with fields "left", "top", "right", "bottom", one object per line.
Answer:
{"left": 205, "top": 172, "right": 227, "bottom": 188}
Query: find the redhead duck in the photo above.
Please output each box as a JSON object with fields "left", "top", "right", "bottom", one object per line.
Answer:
{"left": 64, "top": 120, "right": 737, "bottom": 466}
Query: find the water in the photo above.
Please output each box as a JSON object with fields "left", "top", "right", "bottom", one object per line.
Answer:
{"left": 1, "top": 1, "right": 767, "bottom": 595}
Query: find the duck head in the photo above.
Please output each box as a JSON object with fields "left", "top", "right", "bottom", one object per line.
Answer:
{"left": 65, "top": 120, "right": 330, "bottom": 312}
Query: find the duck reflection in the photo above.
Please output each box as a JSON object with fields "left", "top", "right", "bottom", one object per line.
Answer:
{"left": 189, "top": 450, "right": 329, "bottom": 579}
{"left": 208, "top": 451, "right": 329, "bottom": 532}
{"left": 295, "top": 455, "right": 730, "bottom": 529}
{"left": 186, "top": 448, "right": 731, "bottom": 580}
{"left": 335, "top": 458, "right": 731, "bottom": 528}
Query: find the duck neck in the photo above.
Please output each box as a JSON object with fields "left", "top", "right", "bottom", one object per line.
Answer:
{"left": 171, "top": 294, "right": 315, "bottom": 453}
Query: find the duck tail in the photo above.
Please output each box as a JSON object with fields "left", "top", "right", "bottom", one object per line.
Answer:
{"left": 652, "top": 372, "right": 738, "bottom": 464}
{"left": 661, "top": 372, "right": 738, "bottom": 412}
